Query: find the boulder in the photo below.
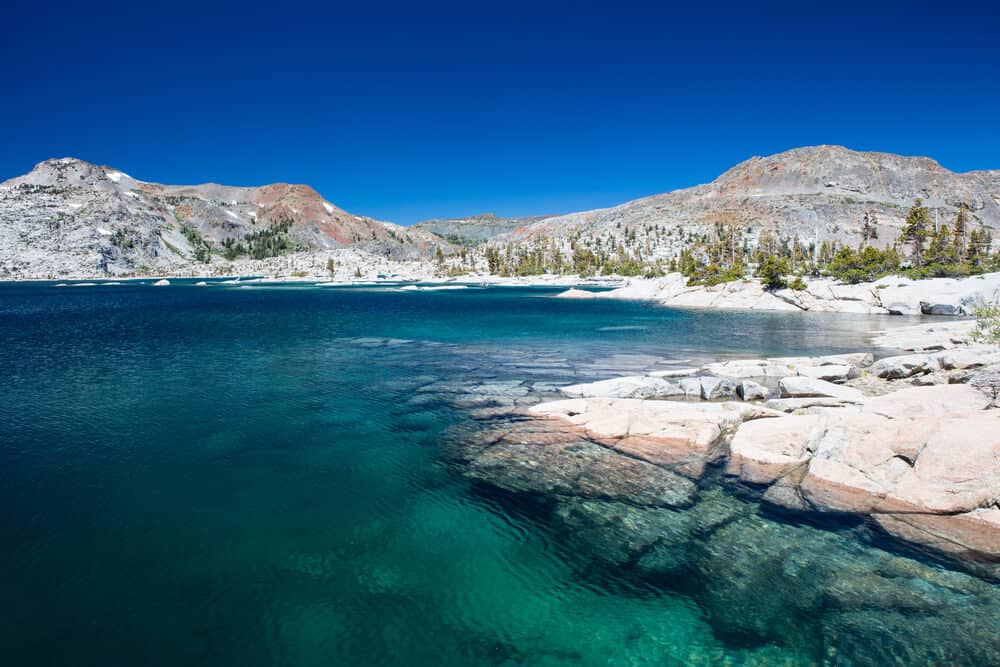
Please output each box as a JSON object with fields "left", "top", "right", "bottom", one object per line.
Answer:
{"left": 870, "top": 354, "right": 937, "bottom": 379}
{"left": 152, "top": 278, "right": 170, "bottom": 286}
{"left": 937, "top": 346, "right": 1000, "bottom": 370}
{"left": 920, "top": 301, "right": 964, "bottom": 316}
{"left": 700, "top": 376, "right": 737, "bottom": 400}
{"left": 737, "top": 380, "right": 769, "bottom": 401}
{"left": 678, "top": 377, "right": 703, "bottom": 399}
{"left": 559, "top": 375, "right": 681, "bottom": 399}
{"left": 797, "top": 363, "right": 856, "bottom": 383}
{"left": 703, "top": 359, "right": 794, "bottom": 380}
{"left": 778, "top": 376, "right": 865, "bottom": 402}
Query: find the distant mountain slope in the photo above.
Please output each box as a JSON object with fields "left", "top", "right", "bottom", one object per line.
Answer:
{"left": 412, "top": 213, "right": 549, "bottom": 245}
{"left": 3, "top": 147, "right": 998, "bottom": 279}
{"left": 0, "top": 158, "right": 451, "bottom": 277}
{"left": 499, "top": 145, "right": 1000, "bottom": 252}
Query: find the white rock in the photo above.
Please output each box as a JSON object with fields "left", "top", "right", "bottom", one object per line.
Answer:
{"left": 871, "top": 320, "right": 976, "bottom": 351}
{"left": 768, "top": 352, "right": 874, "bottom": 369}
{"left": 778, "top": 376, "right": 865, "bottom": 402}
{"left": 936, "top": 346, "right": 1000, "bottom": 370}
{"left": 559, "top": 376, "right": 681, "bottom": 399}
{"left": 765, "top": 397, "right": 857, "bottom": 412}
{"left": 796, "top": 364, "right": 856, "bottom": 383}
{"left": 700, "top": 376, "right": 737, "bottom": 400}
{"left": 737, "top": 380, "right": 769, "bottom": 401}
{"left": 152, "top": 279, "right": 170, "bottom": 286}
{"left": 679, "top": 377, "right": 704, "bottom": 399}
{"left": 702, "top": 359, "right": 794, "bottom": 380}
{"left": 870, "top": 353, "right": 937, "bottom": 379}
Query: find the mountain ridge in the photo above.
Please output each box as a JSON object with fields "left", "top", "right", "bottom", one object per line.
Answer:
{"left": 0, "top": 157, "right": 452, "bottom": 277}
{"left": 488, "top": 145, "right": 1000, "bottom": 263}
{"left": 2, "top": 146, "right": 999, "bottom": 279}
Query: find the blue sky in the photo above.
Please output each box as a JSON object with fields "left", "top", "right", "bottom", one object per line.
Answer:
{"left": 4, "top": 1, "right": 998, "bottom": 223}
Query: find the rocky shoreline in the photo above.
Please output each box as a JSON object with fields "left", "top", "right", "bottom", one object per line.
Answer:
{"left": 559, "top": 271, "right": 1000, "bottom": 316}
{"left": 439, "top": 318, "right": 1000, "bottom": 662}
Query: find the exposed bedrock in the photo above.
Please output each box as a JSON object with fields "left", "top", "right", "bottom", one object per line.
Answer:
{"left": 460, "top": 385, "right": 1000, "bottom": 574}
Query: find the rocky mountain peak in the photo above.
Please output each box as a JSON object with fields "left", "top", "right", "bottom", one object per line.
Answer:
{"left": 0, "top": 157, "right": 452, "bottom": 278}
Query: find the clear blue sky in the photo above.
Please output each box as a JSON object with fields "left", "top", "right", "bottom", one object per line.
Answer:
{"left": 4, "top": 1, "right": 998, "bottom": 224}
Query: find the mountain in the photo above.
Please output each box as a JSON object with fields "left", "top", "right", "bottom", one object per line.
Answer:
{"left": 412, "top": 213, "right": 550, "bottom": 246}
{"left": 0, "top": 158, "right": 451, "bottom": 278}
{"left": 3, "top": 147, "right": 999, "bottom": 279}
{"left": 496, "top": 145, "right": 1000, "bottom": 254}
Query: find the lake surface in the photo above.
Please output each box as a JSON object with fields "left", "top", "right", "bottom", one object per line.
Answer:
{"left": 1, "top": 281, "right": 994, "bottom": 666}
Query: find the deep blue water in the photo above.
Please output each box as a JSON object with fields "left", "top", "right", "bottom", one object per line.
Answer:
{"left": 2, "top": 281, "right": 991, "bottom": 666}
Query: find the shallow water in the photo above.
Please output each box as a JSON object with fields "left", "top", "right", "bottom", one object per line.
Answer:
{"left": 1, "top": 281, "right": 992, "bottom": 666}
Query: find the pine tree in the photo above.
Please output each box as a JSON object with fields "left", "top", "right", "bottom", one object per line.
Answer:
{"left": 952, "top": 206, "right": 969, "bottom": 262}
{"left": 902, "top": 198, "right": 931, "bottom": 266}
{"left": 925, "top": 223, "right": 956, "bottom": 266}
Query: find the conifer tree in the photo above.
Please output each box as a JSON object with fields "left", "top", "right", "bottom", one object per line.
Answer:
{"left": 952, "top": 206, "right": 968, "bottom": 262}
{"left": 902, "top": 198, "right": 931, "bottom": 266}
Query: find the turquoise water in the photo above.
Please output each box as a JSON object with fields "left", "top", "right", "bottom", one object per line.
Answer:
{"left": 1, "top": 281, "right": 996, "bottom": 666}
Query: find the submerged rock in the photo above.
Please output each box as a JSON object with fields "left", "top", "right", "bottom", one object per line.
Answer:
{"left": 465, "top": 417, "right": 697, "bottom": 507}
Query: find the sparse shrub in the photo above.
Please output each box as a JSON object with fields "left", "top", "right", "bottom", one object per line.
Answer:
{"left": 971, "top": 296, "right": 1000, "bottom": 344}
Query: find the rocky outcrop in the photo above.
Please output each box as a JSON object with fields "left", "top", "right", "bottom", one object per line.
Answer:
{"left": 871, "top": 319, "right": 977, "bottom": 351}
{"left": 452, "top": 366, "right": 1000, "bottom": 662}
{"left": 727, "top": 384, "right": 999, "bottom": 570}
{"left": 482, "top": 374, "right": 1000, "bottom": 576}
{"left": 527, "top": 398, "right": 779, "bottom": 479}
{"left": 559, "top": 376, "right": 681, "bottom": 399}
{"left": 867, "top": 346, "right": 1000, "bottom": 381}
{"left": 558, "top": 271, "right": 1000, "bottom": 316}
